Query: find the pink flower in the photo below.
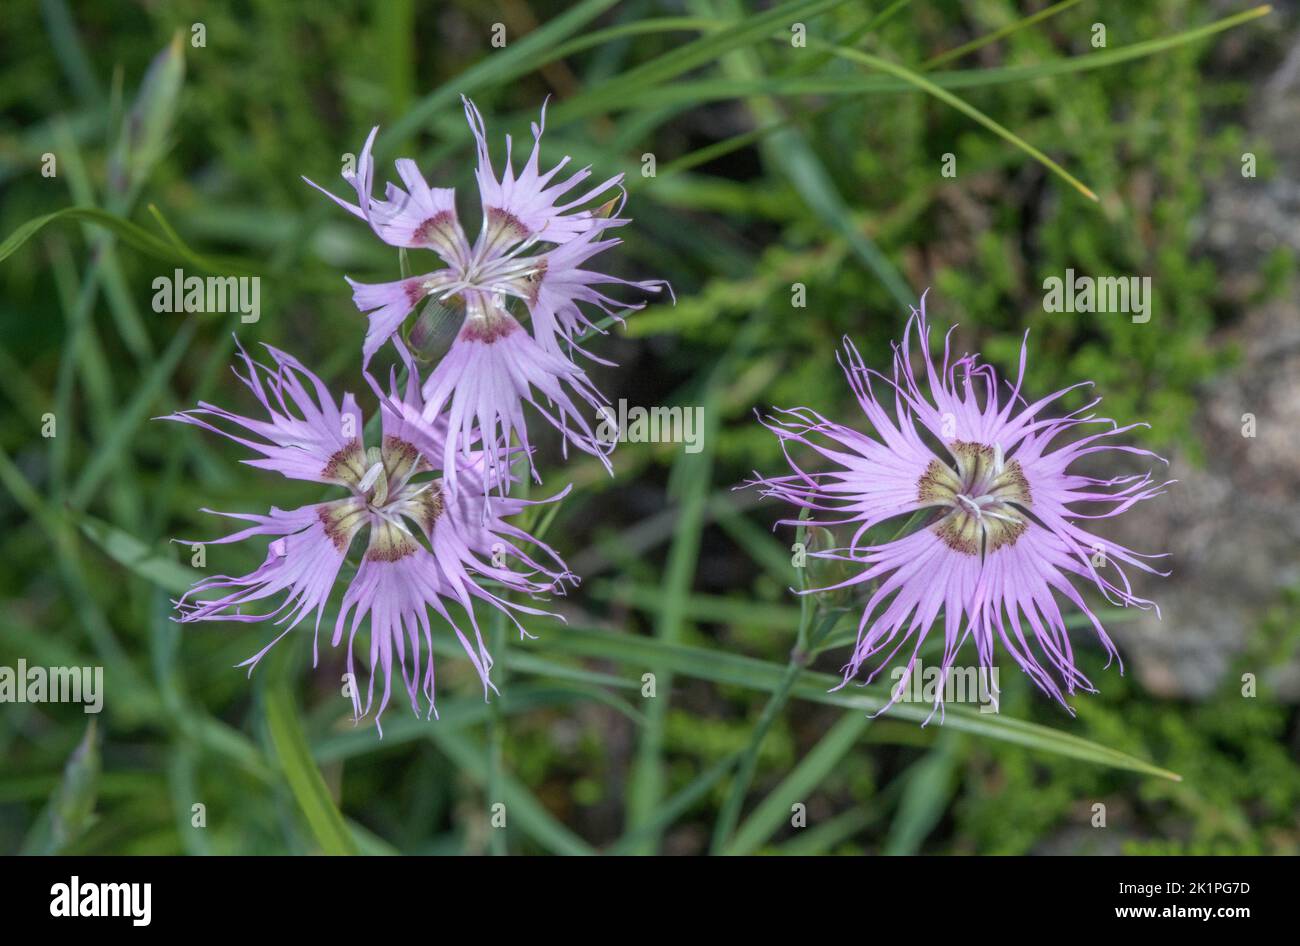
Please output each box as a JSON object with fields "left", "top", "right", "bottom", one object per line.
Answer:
{"left": 306, "top": 98, "right": 667, "bottom": 492}
{"left": 162, "top": 341, "right": 574, "bottom": 732}
{"left": 750, "top": 293, "right": 1171, "bottom": 721}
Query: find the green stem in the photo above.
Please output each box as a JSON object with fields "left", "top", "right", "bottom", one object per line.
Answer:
{"left": 709, "top": 512, "right": 820, "bottom": 853}
{"left": 708, "top": 651, "right": 807, "bottom": 854}
{"left": 486, "top": 607, "right": 508, "bottom": 856}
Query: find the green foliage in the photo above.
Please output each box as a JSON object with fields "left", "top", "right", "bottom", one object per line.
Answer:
{"left": 0, "top": 0, "right": 1291, "bottom": 856}
{"left": 956, "top": 590, "right": 1300, "bottom": 856}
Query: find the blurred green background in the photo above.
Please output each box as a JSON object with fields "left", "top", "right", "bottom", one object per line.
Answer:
{"left": 1, "top": 0, "right": 1297, "bottom": 855}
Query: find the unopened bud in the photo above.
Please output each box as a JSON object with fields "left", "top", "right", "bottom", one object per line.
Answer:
{"left": 408, "top": 296, "right": 465, "bottom": 362}
{"left": 108, "top": 32, "right": 186, "bottom": 199}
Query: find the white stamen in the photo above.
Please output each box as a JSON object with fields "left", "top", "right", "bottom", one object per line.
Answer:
{"left": 358, "top": 460, "right": 385, "bottom": 495}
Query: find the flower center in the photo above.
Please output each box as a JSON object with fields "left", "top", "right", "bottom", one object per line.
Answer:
{"left": 410, "top": 214, "right": 550, "bottom": 349}
{"left": 318, "top": 436, "right": 446, "bottom": 559}
{"left": 916, "top": 441, "right": 1032, "bottom": 556}
{"left": 424, "top": 215, "right": 547, "bottom": 303}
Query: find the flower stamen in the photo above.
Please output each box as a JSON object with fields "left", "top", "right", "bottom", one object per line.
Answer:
{"left": 919, "top": 440, "right": 1032, "bottom": 557}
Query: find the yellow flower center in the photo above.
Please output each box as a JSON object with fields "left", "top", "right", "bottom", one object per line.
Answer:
{"left": 917, "top": 441, "right": 1032, "bottom": 556}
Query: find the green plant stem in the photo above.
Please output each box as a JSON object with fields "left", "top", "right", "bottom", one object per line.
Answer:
{"left": 708, "top": 650, "right": 807, "bottom": 854}
{"left": 709, "top": 512, "right": 816, "bottom": 854}
{"left": 725, "top": 710, "right": 874, "bottom": 855}
{"left": 486, "top": 607, "right": 508, "bottom": 856}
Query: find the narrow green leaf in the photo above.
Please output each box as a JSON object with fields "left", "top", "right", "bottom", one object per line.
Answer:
{"left": 710, "top": 656, "right": 805, "bottom": 854}
{"left": 539, "top": 17, "right": 718, "bottom": 68}
{"left": 551, "top": 0, "right": 850, "bottom": 123}
{"left": 778, "top": 805, "right": 875, "bottom": 855}
{"left": 593, "top": 580, "right": 803, "bottom": 628}
{"left": 921, "top": 0, "right": 1084, "bottom": 70}
{"left": 70, "top": 319, "right": 195, "bottom": 509}
{"left": 425, "top": 726, "right": 596, "bottom": 856}
{"left": 928, "top": 4, "right": 1273, "bottom": 80}
{"left": 726, "top": 711, "right": 872, "bottom": 855}
{"left": 264, "top": 683, "right": 359, "bottom": 856}
{"left": 625, "top": 321, "right": 764, "bottom": 851}
{"left": 882, "top": 733, "right": 959, "bottom": 855}
{"left": 811, "top": 41, "right": 1097, "bottom": 201}
{"left": 77, "top": 513, "right": 198, "bottom": 595}
{"left": 486, "top": 607, "right": 509, "bottom": 856}
{"left": 311, "top": 680, "right": 633, "bottom": 763}
{"left": 525, "top": 625, "right": 1181, "bottom": 781}
{"left": 591, "top": 7, "right": 1272, "bottom": 113}
{"left": 608, "top": 751, "right": 743, "bottom": 855}
{"left": 0, "top": 206, "right": 260, "bottom": 274}
{"left": 625, "top": 418, "right": 716, "bottom": 850}
{"left": 40, "top": 0, "right": 103, "bottom": 106}
{"left": 0, "top": 448, "right": 150, "bottom": 707}
{"left": 381, "top": 0, "right": 623, "bottom": 149}
{"left": 708, "top": 0, "right": 915, "bottom": 307}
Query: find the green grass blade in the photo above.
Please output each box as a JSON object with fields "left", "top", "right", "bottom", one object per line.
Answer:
{"left": 381, "top": 0, "right": 623, "bottom": 149}
{"left": 0, "top": 448, "right": 148, "bottom": 707}
{"left": 70, "top": 319, "right": 195, "bottom": 509}
{"left": 485, "top": 607, "right": 509, "bottom": 856}
{"left": 725, "top": 710, "right": 872, "bottom": 855}
{"left": 39, "top": 0, "right": 103, "bottom": 106}
{"left": 624, "top": 320, "right": 764, "bottom": 851}
{"left": 551, "top": 0, "right": 851, "bottom": 123}
{"left": 881, "top": 733, "right": 959, "bottom": 855}
{"left": 524, "top": 625, "right": 1181, "bottom": 781}
{"left": 921, "top": 0, "right": 1084, "bottom": 70}
{"left": 264, "top": 681, "right": 359, "bottom": 856}
{"left": 811, "top": 41, "right": 1097, "bottom": 201}
{"left": 540, "top": 17, "right": 718, "bottom": 67}
{"left": 596, "top": 7, "right": 1272, "bottom": 111}
{"left": 593, "top": 580, "right": 803, "bottom": 629}
{"left": 51, "top": 719, "right": 101, "bottom": 852}
{"left": 608, "top": 751, "right": 744, "bottom": 855}
{"left": 424, "top": 726, "right": 596, "bottom": 856}
{"left": 929, "top": 4, "right": 1273, "bottom": 81}
{"left": 706, "top": 0, "right": 914, "bottom": 307}
{"left": 624, "top": 410, "right": 717, "bottom": 851}
{"left": 77, "top": 513, "right": 198, "bottom": 594}
{"left": 311, "top": 680, "right": 638, "bottom": 763}
{"left": 0, "top": 206, "right": 260, "bottom": 274}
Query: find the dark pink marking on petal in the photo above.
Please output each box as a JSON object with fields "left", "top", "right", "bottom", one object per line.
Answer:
{"left": 460, "top": 317, "right": 520, "bottom": 344}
